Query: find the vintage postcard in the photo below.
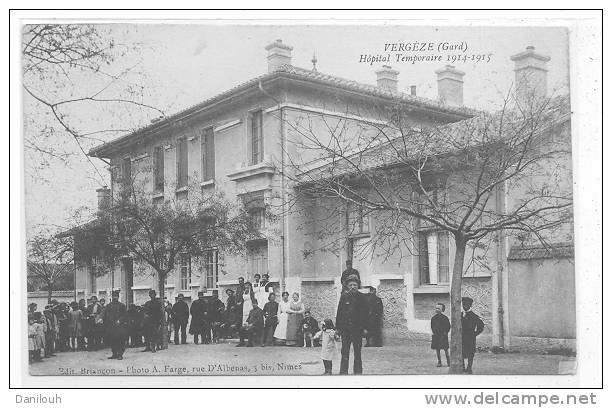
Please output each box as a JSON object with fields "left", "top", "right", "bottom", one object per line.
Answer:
{"left": 13, "top": 12, "right": 602, "bottom": 389}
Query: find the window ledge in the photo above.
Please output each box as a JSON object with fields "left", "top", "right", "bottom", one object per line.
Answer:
{"left": 175, "top": 187, "right": 188, "bottom": 193}
{"left": 349, "top": 232, "right": 371, "bottom": 239}
{"left": 227, "top": 161, "right": 275, "bottom": 182}
{"left": 200, "top": 180, "right": 215, "bottom": 188}
{"left": 413, "top": 285, "right": 450, "bottom": 294}
{"left": 189, "top": 283, "right": 201, "bottom": 288}
{"left": 152, "top": 192, "right": 164, "bottom": 199}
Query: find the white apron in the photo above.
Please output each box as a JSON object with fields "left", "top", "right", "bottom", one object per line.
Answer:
{"left": 273, "top": 300, "right": 290, "bottom": 340}
{"left": 242, "top": 292, "right": 253, "bottom": 325}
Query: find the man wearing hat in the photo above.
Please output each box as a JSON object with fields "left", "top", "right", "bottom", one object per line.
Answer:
{"left": 171, "top": 293, "right": 189, "bottom": 345}
{"left": 142, "top": 289, "right": 162, "bottom": 353}
{"left": 189, "top": 291, "right": 207, "bottom": 344}
{"left": 365, "top": 286, "right": 384, "bottom": 347}
{"left": 340, "top": 260, "right": 361, "bottom": 292}
{"left": 336, "top": 274, "right": 369, "bottom": 374}
{"left": 461, "top": 296, "right": 485, "bottom": 374}
{"left": 103, "top": 290, "right": 128, "bottom": 360}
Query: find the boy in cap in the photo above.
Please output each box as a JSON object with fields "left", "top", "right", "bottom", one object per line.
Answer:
{"left": 461, "top": 297, "right": 485, "bottom": 374}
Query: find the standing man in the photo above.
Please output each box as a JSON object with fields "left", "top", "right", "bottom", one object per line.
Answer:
{"left": 103, "top": 290, "right": 128, "bottom": 360}
{"left": 208, "top": 291, "right": 225, "bottom": 343}
{"left": 142, "top": 290, "right": 162, "bottom": 353}
{"left": 365, "top": 286, "right": 384, "bottom": 347}
{"left": 461, "top": 297, "right": 485, "bottom": 374}
{"left": 340, "top": 260, "right": 360, "bottom": 292}
{"left": 336, "top": 275, "right": 369, "bottom": 375}
{"left": 189, "top": 291, "right": 207, "bottom": 344}
{"left": 262, "top": 292, "right": 279, "bottom": 346}
{"left": 171, "top": 294, "right": 189, "bottom": 345}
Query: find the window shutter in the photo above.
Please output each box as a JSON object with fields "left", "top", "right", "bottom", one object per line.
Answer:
{"left": 418, "top": 232, "right": 430, "bottom": 284}
{"left": 202, "top": 128, "right": 215, "bottom": 181}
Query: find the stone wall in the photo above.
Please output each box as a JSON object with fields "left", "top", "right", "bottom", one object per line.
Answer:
{"left": 462, "top": 277, "right": 493, "bottom": 333}
{"left": 413, "top": 293, "right": 450, "bottom": 320}
{"left": 300, "top": 281, "right": 338, "bottom": 323}
{"left": 377, "top": 280, "right": 410, "bottom": 337}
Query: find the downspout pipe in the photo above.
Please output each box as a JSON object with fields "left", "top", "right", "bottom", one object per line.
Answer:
{"left": 258, "top": 81, "right": 286, "bottom": 292}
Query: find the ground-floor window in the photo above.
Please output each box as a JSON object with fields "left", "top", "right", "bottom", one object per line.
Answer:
{"left": 247, "top": 242, "right": 268, "bottom": 280}
{"left": 203, "top": 250, "right": 218, "bottom": 289}
{"left": 418, "top": 230, "right": 450, "bottom": 285}
{"left": 179, "top": 253, "right": 191, "bottom": 290}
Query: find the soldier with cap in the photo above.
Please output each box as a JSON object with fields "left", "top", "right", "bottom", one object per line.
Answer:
{"left": 189, "top": 291, "right": 207, "bottom": 344}
{"left": 365, "top": 286, "right": 384, "bottom": 347}
{"left": 461, "top": 296, "right": 485, "bottom": 374}
{"left": 142, "top": 289, "right": 162, "bottom": 353}
{"left": 103, "top": 290, "right": 128, "bottom": 360}
{"left": 336, "top": 274, "right": 369, "bottom": 374}
{"left": 171, "top": 293, "right": 189, "bottom": 345}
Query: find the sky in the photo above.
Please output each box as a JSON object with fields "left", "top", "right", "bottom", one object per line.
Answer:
{"left": 23, "top": 23, "right": 570, "bottom": 236}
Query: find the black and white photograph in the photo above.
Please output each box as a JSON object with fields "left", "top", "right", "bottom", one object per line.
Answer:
{"left": 9, "top": 9, "right": 603, "bottom": 392}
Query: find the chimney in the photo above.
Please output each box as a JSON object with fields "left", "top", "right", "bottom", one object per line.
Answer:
{"left": 375, "top": 65, "right": 399, "bottom": 92}
{"left": 436, "top": 65, "right": 465, "bottom": 106}
{"left": 510, "top": 46, "right": 550, "bottom": 104}
{"left": 96, "top": 186, "right": 110, "bottom": 213}
{"left": 265, "top": 39, "right": 293, "bottom": 73}
{"left": 410, "top": 85, "right": 417, "bottom": 96}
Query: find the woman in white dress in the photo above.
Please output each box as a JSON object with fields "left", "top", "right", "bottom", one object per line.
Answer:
{"left": 273, "top": 292, "right": 290, "bottom": 344}
{"left": 242, "top": 282, "right": 255, "bottom": 325}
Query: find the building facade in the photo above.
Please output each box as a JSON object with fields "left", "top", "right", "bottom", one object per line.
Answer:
{"left": 71, "top": 40, "right": 574, "bottom": 350}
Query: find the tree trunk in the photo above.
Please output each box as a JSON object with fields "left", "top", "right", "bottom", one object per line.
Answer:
{"left": 158, "top": 275, "right": 168, "bottom": 350}
{"left": 449, "top": 235, "right": 467, "bottom": 374}
{"left": 47, "top": 284, "right": 53, "bottom": 304}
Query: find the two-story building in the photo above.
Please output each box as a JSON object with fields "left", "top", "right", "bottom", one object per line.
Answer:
{"left": 69, "top": 40, "right": 574, "bottom": 350}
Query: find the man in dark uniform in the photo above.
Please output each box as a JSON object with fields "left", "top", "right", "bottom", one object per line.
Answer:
{"left": 171, "top": 293, "right": 189, "bottom": 345}
{"left": 336, "top": 274, "right": 369, "bottom": 374}
{"left": 237, "top": 299, "right": 264, "bottom": 347}
{"left": 461, "top": 296, "right": 485, "bottom": 374}
{"left": 103, "top": 290, "right": 128, "bottom": 360}
{"left": 142, "top": 289, "right": 162, "bottom": 353}
{"left": 365, "top": 286, "right": 384, "bottom": 347}
{"left": 221, "top": 289, "right": 237, "bottom": 338}
{"left": 207, "top": 291, "right": 225, "bottom": 343}
{"left": 189, "top": 291, "right": 207, "bottom": 344}
{"left": 340, "top": 260, "right": 360, "bottom": 292}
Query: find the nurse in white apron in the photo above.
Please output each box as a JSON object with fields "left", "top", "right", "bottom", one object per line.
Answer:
{"left": 242, "top": 282, "right": 254, "bottom": 325}
{"left": 273, "top": 291, "right": 290, "bottom": 343}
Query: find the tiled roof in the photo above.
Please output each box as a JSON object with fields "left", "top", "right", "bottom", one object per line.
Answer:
{"left": 89, "top": 65, "right": 478, "bottom": 158}
{"left": 507, "top": 242, "right": 574, "bottom": 261}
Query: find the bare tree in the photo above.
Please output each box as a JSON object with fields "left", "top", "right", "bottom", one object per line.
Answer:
{"left": 27, "top": 233, "right": 75, "bottom": 303}
{"left": 22, "top": 24, "right": 164, "bottom": 181}
{"left": 282, "top": 89, "right": 573, "bottom": 373}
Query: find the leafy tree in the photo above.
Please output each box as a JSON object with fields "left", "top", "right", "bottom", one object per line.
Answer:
{"left": 27, "top": 233, "right": 75, "bottom": 303}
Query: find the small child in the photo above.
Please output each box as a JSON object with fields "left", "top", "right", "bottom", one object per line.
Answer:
{"left": 28, "top": 315, "right": 38, "bottom": 363}
{"left": 300, "top": 310, "right": 319, "bottom": 347}
{"left": 313, "top": 319, "right": 339, "bottom": 375}
{"left": 430, "top": 303, "right": 450, "bottom": 367}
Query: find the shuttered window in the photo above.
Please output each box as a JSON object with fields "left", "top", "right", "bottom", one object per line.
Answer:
{"left": 176, "top": 138, "right": 188, "bottom": 189}
{"left": 154, "top": 146, "right": 164, "bottom": 192}
{"left": 201, "top": 127, "right": 215, "bottom": 181}
{"left": 250, "top": 110, "right": 263, "bottom": 165}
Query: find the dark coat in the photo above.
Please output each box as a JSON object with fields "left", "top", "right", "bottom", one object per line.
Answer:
{"left": 103, "top": 301, "right": 128, "bottom": 339}
{"left": 246, "top": 306, "right": 264, "bottom": 328}
{"left": 300, "top": 316, "right": 319, "bottom": 335}
{"left": 172, "top": 300, "right": 189, "bottom": 323}
{"left": 262, "top": 301, "right": 279, "bottom": 327}
{"left": 430, "top": 313, "right": 450, "bottom": 350}
{"left": 207, "top": 299, "right": 225, "bottom": 322}
{"left": 189, "top": 298, "right": 207, "bottom": 334}
{"left": 462, "top": 310, "right": 484, "bottom": 357}
{"left": 335, "top": 291, "right": 369, "bottom": 336}
{"left": 366, "top": 294, "right": 384, "bottom": 328}
{"left": 143, "top": 298, "right": 162, "bottom": 340}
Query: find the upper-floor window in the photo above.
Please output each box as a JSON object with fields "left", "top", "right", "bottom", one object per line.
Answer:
{"left": 347, "top": 203, "right": 370, "bottom": 236}
{"left": 249, "top": 110, "right": 264, "bottom": 165}
{"left": 176, "top": 138, "right": 188, "bottom": 189}
{"left": 249, "top": 208, "right": 266, "bottom": 230}
{"left": 418, "top": 230, "right": 450, "bottom": 285}
{"left": 120, "top": 157, "right": 132, "bottom": 199}
{"left": 201, "top": 127, "right": 215, "bottom": 182}
{"left": 153, "top": 146, "right": 164, "bottom": 193}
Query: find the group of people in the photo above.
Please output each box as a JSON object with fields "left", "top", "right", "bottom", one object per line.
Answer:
{"left": 27, "top": 260, "right": 484, "bottom": 375}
